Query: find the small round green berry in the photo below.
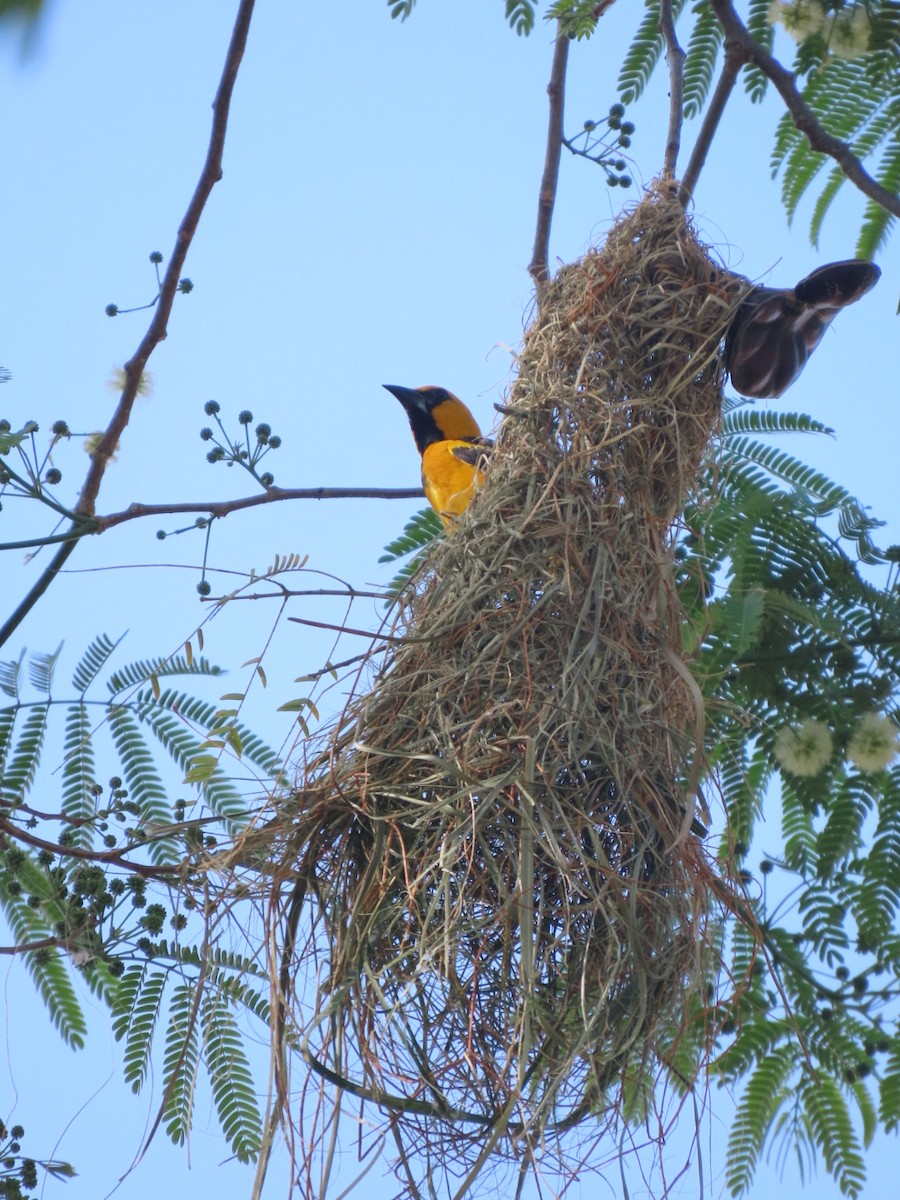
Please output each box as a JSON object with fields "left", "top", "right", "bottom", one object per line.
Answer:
{"left": 238, "top": 410, "right": 253, "bottom": 425}
{"left": 149, "top": 251, "right": 163, "bottom": 264}
{"left": 197, "top": 580, "right": 212, "bottom": 597}
{"left": 178, "top": 278, "right": 193, "bottom": 294}
{"left": 260, "top": 472, "right": 274, "bottom": 488}
{"left": 204, "top": 399, "right": 220, "bottom": 415}
{"left": 51, "top": 419, "right": 70, "bottom": 436}
{"left": 106, "top": 304, "right": 119, "bottom": 317}
{"left": 44, "top": 468, "right": 62, "bottom": 485}
{"left": 200, "top": 427, "right": 213, "bottom": 441}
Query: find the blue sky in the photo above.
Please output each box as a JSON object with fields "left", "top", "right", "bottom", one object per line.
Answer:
{"left": 1, "top": 2, "right": 897, "bottom": 1198}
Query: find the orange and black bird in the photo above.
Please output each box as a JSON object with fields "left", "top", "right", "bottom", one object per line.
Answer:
{"left": 725, "top": 259, "right": 880, "bottom": 399}
{"left": 385, "top": 384, "right": 492, "bottom": 525}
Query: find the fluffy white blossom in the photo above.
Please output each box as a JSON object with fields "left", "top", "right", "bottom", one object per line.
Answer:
{"left": 847, "top": 713, "right": 899, "bottom": 773}
{"left": 774, "top": 719, "right": 834, "bottom": 776}
{"left": 829, "top": 5, "right": 871, "bottom": 60}
{"left": 768, "top": 0, "right": 827, "bottom": 42}
{"left": 768, "top": 0, "right": 871, "bottom": 57}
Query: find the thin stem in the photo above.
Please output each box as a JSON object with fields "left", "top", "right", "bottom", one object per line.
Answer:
{"left": 529, "top": 27, "right": 570, "bottom": 293}
{"left": 92, "top": 486, "right": 425, "bottom": 532}
{"left": 78, "top": 0, "right": 257, "bottom": 517}
{"left": 0, "top": 539, "right": 80, "bottom": 649}
{"left": 0, "top": 0, "right": 257, "bottom": 650}
{"left": 709, "top": 0, "right": 900, "bottom": 221}
{"left": 679, "top": 41, "right": 746, "bottom": 203}
{"left": 659, "top": 0, "right": 685, "bottom": 179}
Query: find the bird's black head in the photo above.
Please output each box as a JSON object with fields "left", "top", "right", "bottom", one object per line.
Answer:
{"left": 383, "top": 384, "right": 480, "bottom": 453}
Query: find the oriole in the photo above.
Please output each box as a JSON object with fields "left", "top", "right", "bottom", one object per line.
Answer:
{"left": 385, "top": 384, "right": 492, "bottom": 525}
{"left": 726, "top": 259, "right": 880, "bottom": 399}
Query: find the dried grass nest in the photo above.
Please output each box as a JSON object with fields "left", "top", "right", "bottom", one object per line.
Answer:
{"left": 261, "top": 183, "right": 749, "bottom": 1181}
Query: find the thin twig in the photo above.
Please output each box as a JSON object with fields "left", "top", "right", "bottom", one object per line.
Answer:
{"left": 0, "top": 0, "right": 256, "bottom": 650}
{"left": 0, "top": 540, "right": 80, "bottom": 649}
{"left": 679, "top": 41, "right": 746, "bottom": 203}
{"left": 659, "top": 0, "right": 685, "bottom": 179}
{"left": 529, "top": 26, "right": 570, "bottom": 293}
{"left": 93, "top": 486, "right": 426, "bottom": 532}
{"left": 0, "top": 817, "right": 180, "bottom": 878}
{"left": 709, "top": 0, "right": 900, "bottom": 221}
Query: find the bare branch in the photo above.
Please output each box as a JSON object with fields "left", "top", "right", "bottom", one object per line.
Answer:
{"left": 659, "top": 0, "right": 685, "bottom": 179}
{"left": 0, "top": 0, "right": 256, "bottom": 649}
{"left": 0, "top": 540, "right": 80, "bottom": 649}
{"left": 93, "top": 485, "right": 426, "bottom": 533}
{"left": 679, "top": 41, "right": 746, "bottom": 203}
{"left": 529, "top": 27, "right": 570, "bottom": 293}
{"left": 709, "top": 0, "right": 900, "bottom": 221}
{"left": 79, "top": 0, "right": 256, "bottom": 516}
{"left": 0, "top": 817, "right": 181, "bottom": 878}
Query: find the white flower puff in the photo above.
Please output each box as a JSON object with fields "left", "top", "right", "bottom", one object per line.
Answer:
{"left": 847, "top": 713, "right": 900, "bottom": 774}
{"left": 774, "top": 719, "right": 834, "bottom": 777}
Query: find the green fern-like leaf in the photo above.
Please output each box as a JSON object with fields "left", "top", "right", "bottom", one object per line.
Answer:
{"left": 162, "top": 980, "right": 201, "bottom": 1146}
{"left": 781, "top": 781, "right": 819, "bottom": 873}
{"left": 71, "top": 632, "right": 122, "bottom": 694}
{"left": 505, "top": 0, "right": 535, "bottom": 36}
{"left": 1, "top": 703, "right": 49, "bottom": 800}
{"left": 721, "top": 406, "right": 833, "bottom": 437}
{"left": 379, "top": 506, "right": 442, "bottom": 563}
{"left": 880, "top": 1037, "right": 900, "bottom": 1131}
{"left": 134, "top": 691, "right": 255, "bottom": 826}
{"left": 798, "top": 885, "right": 851, "bottom": 964}
{"left": 547, "top": 0, "right": 607, "bottom": 39}
{"left": 619, "top": 0, "right": 682, "bottom": 105}
{"left": 800, "top": 1074, "right": 866, "bottom": 1198}
{"left": 201, "top": 990, "right": 262, "bottom": 1162}
{"left": 0, "top": 704, "right": 16, "bottom": 764}
{"left": 857, "top": 129, "right": 900, "bottom": 257}
{"left": 387, "top": 0, "right": 416, "bottom": 21}
{"left": 107, "top": 704, "right": 177, "bottom": 863}
{"left": 683, "top": 1, "right": 723, "bottom": 119}
{"left": 107, "top": 654, "right": 224, "bottom": 696}
{"left": 743, "top": 0, "right": 775, "bottom": 102}
{"left": 725, "top": 1044, "right": 798, "bottom": 1195}
{"left": 0, "top": 872, "right": 87, "bottom": 1048}
{"left": 817, "top": 776, "right": 875, "bottom": 878}
{"left": 0, "top": 649, "right": 25, "bottom": 699}
{"left": 770, "top": 50, "right": 900, "bottom": 247}
{"left": 61, "top": 702, "right": 97, "bottom": 848}
{"left": 113, "top": 967, "right": 169, "bottom": 1094}
{"left": 856, "top": 768, "right": 900, "bottom": 943}
{"left": 28, "top": 643, "right": 62, "bottom": 695}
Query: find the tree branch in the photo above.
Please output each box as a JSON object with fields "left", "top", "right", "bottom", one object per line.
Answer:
{"left": 679, "top": 40, "right": 747, "bottom": 203}
{"left": 0, "top": 0, "right": 256, "bottom": 650}
{"left": 93, "top": 485, "right": 426, "bottom": 532}
{"left": 709, "top": 0, "right": 900, "bottom": 221}
{"left": 659, "top": 0, "right": 685, "bottom": 180}
{"left": 0, "top": 817, "right": 181, "bottom": 878}
{"left": 529, "top": 27, "right": 570, "bottom": 293}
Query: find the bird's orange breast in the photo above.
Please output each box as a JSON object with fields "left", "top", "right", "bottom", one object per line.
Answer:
{"left": 421, "top": 441, "right": 486, "bottom": 526}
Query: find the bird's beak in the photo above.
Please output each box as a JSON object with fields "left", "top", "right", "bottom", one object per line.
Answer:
{"left": 383, "top": 384, "right": 424, "bottom": 413}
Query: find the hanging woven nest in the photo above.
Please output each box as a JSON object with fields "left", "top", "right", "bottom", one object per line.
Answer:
{"left": 265, "top": 183, "right": 749, "bottom": 1185}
